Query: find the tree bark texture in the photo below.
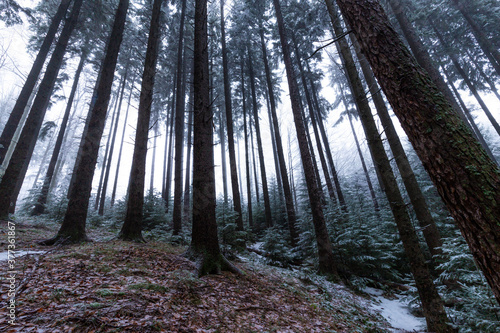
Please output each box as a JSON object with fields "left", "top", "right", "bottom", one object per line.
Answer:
{"left": 333, "top": 0, "right": 500, "bottom": 308}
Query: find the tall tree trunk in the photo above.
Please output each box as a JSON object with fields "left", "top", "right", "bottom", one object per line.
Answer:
{"left": 42, "top": 0, "right": 129, "bottom": 244}
{"left": 341, "top": 92, "right": 379, "bottom": 212}
{"left": 32, "top": 49, "right": 88, "bottom": 216}
{"left": 94, "top": 88, "right": 120, "bottom": 211}
{"left": 220, "top": 0, "right": 243, "bottom": 230}
{"left": 306, "top": 64, "right": 347, "bottom": 210}
{"left": 183, "top": 90, "right": 193, "bottom": 224}
{"left": 187, "top": 0, "right": 240, "bottom": 277}
{"left": 0, "top": 0, "right": 71, "bottom": 164}
{"left": 327, "top": 1, "right": 452, "bottom": 330}
{"left": 249, "top": 115, "right": 260, "bottom": 204}
{"left": 100, "top": 63, "right": 130, "bottom": 215}
{"left": 219, "top": 107, "right": 228, "bottom": 205}
{"left": 241, "top": 57, "right": 253, "bottom": 229}
{"left": 449, "top": 0, "right": 500, "bottom": 77}
{"left": 164, "top": 90, "right": 175, "bottom": 212}
{"left": 272, "top": 0, "right": 338, "bottom": 276}
{"left": 119, "top": 0, "right": 162, "bottom": 242}
{"left": 291, "top": 34, "right": 337, "bottom": 204}
{"left": 385, "top": 0, "right": 471, "bottom": 128}
{"left": 111, "top": 76, "right": 135, "bottom": 207}
{"left": 467, "top": 49, "right": 500, "bottom": 103}
{"left": 150, "top": 122, "right": 158, "bottom": 192}
{"left": 0, "top": 0, "right": 83, "bottom": 219}
{"left": 172, "top": 0, "right": 187, "bottom": 236}
{"left": 259, "top": 28, "right": 298, "bottom": 245}
{"left": 440, "top": 64, "right": 498, "bottom": 165}
{"left": 334, "top": 0, "right": 500, "bottom": 312}
{"left": 352, "top": 37, "right": 443, "bottom": 257}
{"left": 248, "top": 48, "right": 273, "bottom": 228}
{"left": 432, "top": 24, "right": 500, "bottom": 138}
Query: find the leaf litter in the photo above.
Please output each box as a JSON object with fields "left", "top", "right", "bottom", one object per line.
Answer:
{"left": 1, "top": 221, "right": 392, "bottom": 332}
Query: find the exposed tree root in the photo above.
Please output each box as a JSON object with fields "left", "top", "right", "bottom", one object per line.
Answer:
{"left": 38, "top": 234, "right": 92, "bottom": 246}
{"left": 185, "top": 248, "right": 244, "bottom": 277}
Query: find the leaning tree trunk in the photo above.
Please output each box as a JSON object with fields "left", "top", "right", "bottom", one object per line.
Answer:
{"left": 41, "top": 0, "right": 129, "bottom": 244}
{"left": 0, "top": 0, "right": 71, "bottom": 165}
{"left": 292, "top": 34, "right": 337, "bottom": 203}
{"left": 119, "top": 0, "right": 162, "bottom": 242}
{"left": 172, "top": 0, "right": 187, "bottom": 236}
{"left": 432, "top": 24, "right": 500, "bottom": 138}
{"left": 385, "top": 0, "right": 471, "bottom": 129}
{"left": 187, "top": 0, "right": 240, "bottom": 277}
{"left": 327, "top": 2, "right": 453, "bottom": 331}
{"left": 333, "top": 0, "right": 500, "bottom": 308}
{"left": 272, "top": 0, "right": 338, "bottom": 277}
{"left": 449, "top": 0, "right": 500, "bottom": 77}
{"left": 352, "top": 37, "right": 443, "bottom": 257}
{"left": 221, "top": 0, "right": 244, "bottom": 231}
{"left": 0, "top": 0, "right": 83, "bottom": 219}
{"left": 32, "top": 49, "right": 88, "bottom": 216}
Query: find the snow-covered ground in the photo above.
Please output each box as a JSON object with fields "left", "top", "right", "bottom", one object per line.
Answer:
{"left": 0, "top": 250, "right": 46, "bottom": 261}
{"left": 364, "top": 287, "right": 427, "bottom": 332}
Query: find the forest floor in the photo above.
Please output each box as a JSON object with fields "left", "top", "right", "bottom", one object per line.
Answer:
{"left": 1, "top": 219, "right": 407, "bottom": 332}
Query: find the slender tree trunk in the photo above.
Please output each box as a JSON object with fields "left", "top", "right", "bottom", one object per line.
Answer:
{"left": 150, "top": 123, "right": 158, "bottom": 192}
{"left": 42, "top": 0, "right": 129, "bottom": 244}
{"left": 248, "top": 48, "right": 273, "bottom": 228}
{"left": 449, "top": 0, "right": 500, "bottom": 77}
{"left": 306, "top": 65, "right": 347, "bottom": 209}
{"left": 219, "top": 107, "right": 228, "bottom": 205}
{"left": 111, "top": 76, "right": 135, "bottom": 207}
{"left": 0, "top": 0, "right": 71, "bottom": 165}
{"left": 249, "top": 115, "right": 260, "bottom": 204}
{"left": 32, "top": 50, "right": 88, "bottom": 215}
{"left": 272, "top": 0, "right": 338, "bottom": 276}
{"left": 467, "top": 50, "right": 500, "bottom": 103}
{"left": 291, "top": 34, "right": 337, "bottom": 204}
{"left": 220, "top": 0, "right": 243, "bottom": 230}
{"left": 99, "top": 65, "right": 130, "bottom": 215}
{"left": 259, "top": 28, "right": 298, "bottom": 245}
{"left": 187, "top": 0, "right": 240, "bottom": 277}
{"left": 0, "top": 0, "right": 83, "bottom": 219}
{"left": 164, "top": 91, "right": 175, "bottom": 212}
{"left": 385, "top": 0, "right": 471, "bottom": 128}
{"left": 119, "top": 0, "right": 162, "bottom": 242}
{"left": 352, "top": 37, "right": 443, "bottom": 257}
{"left": 440, "top": 64, "right": 498, "bottom": 165}
{"left": 241, "top": 57, "right": 253, "bottom": 229}
{"left": 334, "top": 0, "right": 500, "bottom": 315}
{"left": 172, "top": 0, "right": 187, "bottom": 236}
{"left": 432, "top": 24, "right": 500, "bottom": 138}
{"left": 183, "top": 91, "right": 193, "bottom": 224}
{"left": 94, "top": 88, "right": 120, "bottom": 211}
{"left": 341, "top": 92, "right": 379, "bottom": 212}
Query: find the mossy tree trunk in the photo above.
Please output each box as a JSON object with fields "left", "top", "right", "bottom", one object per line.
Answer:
{"left": 333, "top": 0, "right": 500, "bottom": 307}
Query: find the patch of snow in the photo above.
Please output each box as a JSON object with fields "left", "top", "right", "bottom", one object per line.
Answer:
{"left": 0, "top": 250, "right": 46, "bottom": 261}
{"left": 364, "top": 287, "right": 427, "bottom": 333}
{"left": 249, "top": 242, "right": 264, "bottom": 251}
